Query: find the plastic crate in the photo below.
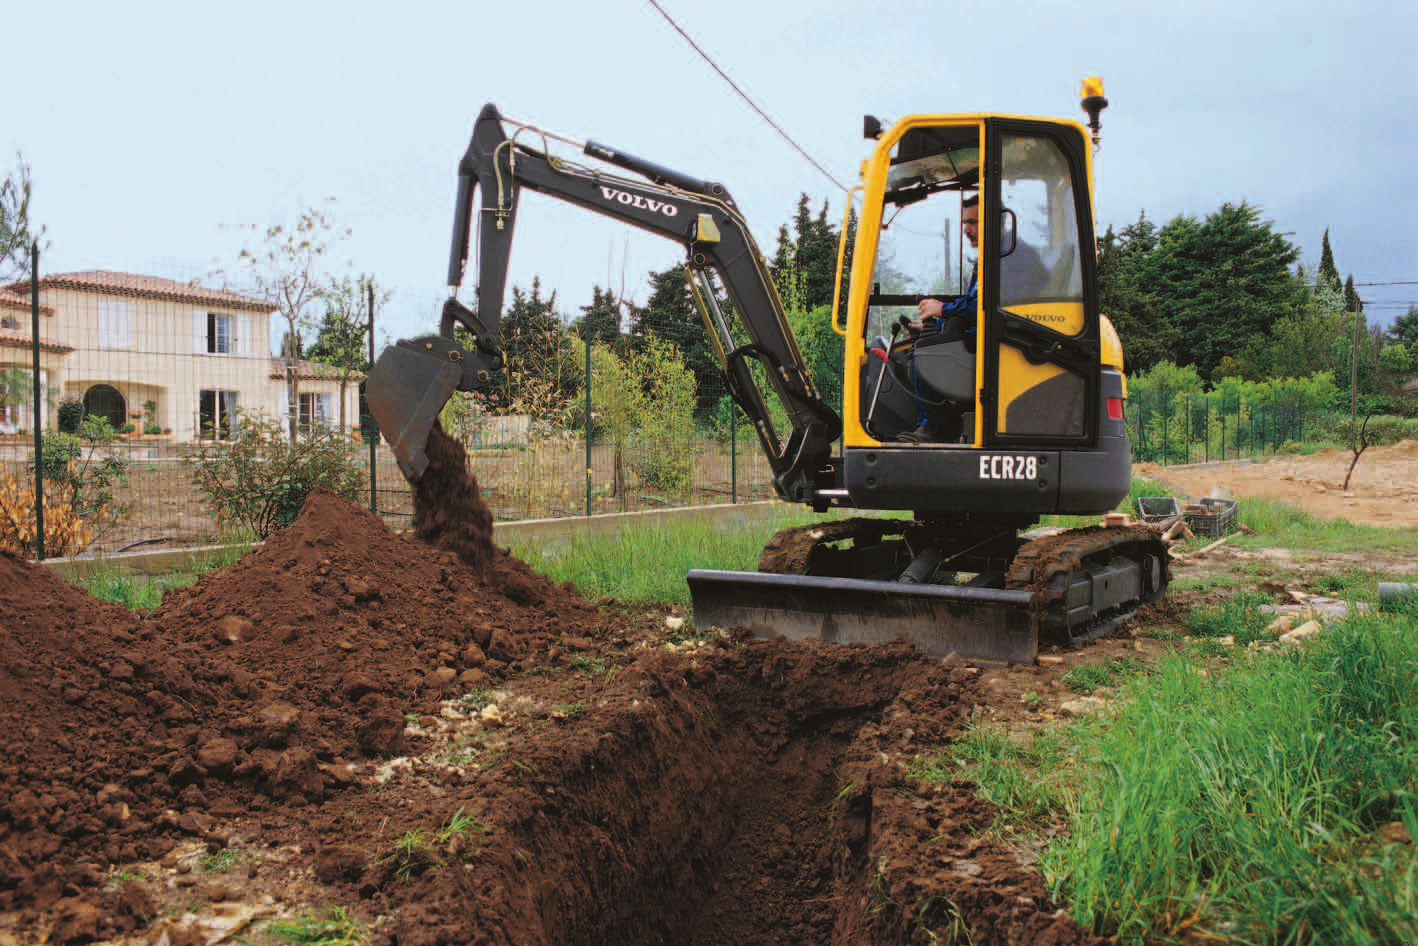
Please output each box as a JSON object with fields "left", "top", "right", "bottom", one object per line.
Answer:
{"left": 1137, "top": 496, "right": 1181, "bottom": 524}
{"left": 1185, "top": 497, "right": 1237, "bottom": 536}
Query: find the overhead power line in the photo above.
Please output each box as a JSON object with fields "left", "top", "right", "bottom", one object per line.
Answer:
{"left": 645, "top": 0, "right": 849, "bottom": 194}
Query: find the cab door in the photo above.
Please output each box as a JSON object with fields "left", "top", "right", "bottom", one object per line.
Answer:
{"left": 978, "top": 119, "right": 1101, "bottom": 448}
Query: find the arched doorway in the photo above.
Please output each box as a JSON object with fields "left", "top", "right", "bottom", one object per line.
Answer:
{"left": 83, "top": 384, "right": 126, "bottom": 429}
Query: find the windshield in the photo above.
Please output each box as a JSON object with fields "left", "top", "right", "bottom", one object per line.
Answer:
{"left": 866, "top": 125, "right": 979, "bottom": 342}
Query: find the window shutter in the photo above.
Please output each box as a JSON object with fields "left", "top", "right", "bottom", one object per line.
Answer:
{"left": 194, "top": 310, "right": 207, "bottom": 353}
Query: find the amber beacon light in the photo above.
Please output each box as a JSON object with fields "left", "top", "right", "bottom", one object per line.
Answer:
{"left": 1080, "top": 76, "right": 1108, "bottom": 148}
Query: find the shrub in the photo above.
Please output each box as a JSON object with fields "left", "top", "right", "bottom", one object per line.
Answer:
{"left": 0, "top": 474, "right": 97, "bottom": 556}
{"left": 3, "top": 415, "right": 129, "bottom": 555}
{"left": 119, "top": 421, "right": 136, "bottom": 434}
{"left": 57, "top": 397, "right": 85, "bottom": 433}
{"left": 183, "top": 411, "right": 367, "bottom": 539}
{"left": 144, "top": 423, "right": 162, "bottom": 436}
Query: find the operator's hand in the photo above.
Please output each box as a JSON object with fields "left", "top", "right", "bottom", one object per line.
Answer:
{"left": 910, "top": 298, "right": 944, "bottom": 332}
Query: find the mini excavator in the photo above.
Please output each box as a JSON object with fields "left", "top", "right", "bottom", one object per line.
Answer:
{"left": 367, "top": 79, "right": 1169, "bottom": 663}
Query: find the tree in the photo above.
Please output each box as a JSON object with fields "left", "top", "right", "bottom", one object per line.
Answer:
{"left": 1389, "top": 306, "right": 1418, "bottom": 353}
{"left": 1130, "top": 202, "right": 1304, "bottom": 380}
{"left": 308, "top": 274, "right": 384, "bottom": 433}
{"left": 574, "top": 285, "right": 623, "bottom": 349}
{"left": 491, "top": 278, "right": 583, "bottom": 424}
{"left": 1316, "top": 227, "right": 1342, "bottom": 295}
{"left": 1343, "top": 274, "right": 1361, "bottom": 314}
{"left": 0, "top": 153, "right": 44, "bottom": 282}
{"left": 216, "top": 199, "right": 351, "bottom": 441}
{"left": 1096, "top": 213, "right": 1177, "bottom": 372}
{"left": 771, "top": 193, "right": 847, "bottom": 314}
{"left": 627, "top": 267, "right": 722, "bottom": 418}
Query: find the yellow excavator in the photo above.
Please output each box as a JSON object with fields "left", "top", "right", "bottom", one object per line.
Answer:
{"left": 367, "top": 79, "right": 1168, "bottom": 663}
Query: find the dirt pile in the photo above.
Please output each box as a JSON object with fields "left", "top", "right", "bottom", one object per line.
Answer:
{"left": 0, "top": 480, "right": 609, "bottom": 931}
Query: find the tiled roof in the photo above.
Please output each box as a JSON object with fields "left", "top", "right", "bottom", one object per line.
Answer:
{"left": 5, "top": 270, "right": 276, "bottom": 314}
{"left": 0, "top": 330, "right": 74, "bottom": 354}
{"left": 269, "top": 358, "right": 367, "bottom": 383}
{"left": 0, "top": 287, "right": 54, "bottom": 316}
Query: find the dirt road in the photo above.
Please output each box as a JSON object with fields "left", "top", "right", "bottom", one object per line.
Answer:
{"left": 1139, "top": 440, "right": 1418, "bottom": 529}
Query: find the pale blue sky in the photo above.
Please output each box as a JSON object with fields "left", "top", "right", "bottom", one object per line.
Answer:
{"left": 9, "top": 0, "right": 1417, "bottom": 349}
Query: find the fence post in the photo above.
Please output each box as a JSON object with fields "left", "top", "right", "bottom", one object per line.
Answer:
{"left": 1185, "top": 395, "right": 1191, "bottom": 464}
{"left": 1162, "top": 391, "right": 1169, "bottom": 466}
{"left": 584, "top": 335, "right": 592, "bottom": 517}
{"left": 367, "top": 282, "right": 378, "bottom": 515}
{"left": 30, "top": 241, "right": 44, "bottom": 560}
{"left": 730, "top": 403, "right": 738, "bottom": 503}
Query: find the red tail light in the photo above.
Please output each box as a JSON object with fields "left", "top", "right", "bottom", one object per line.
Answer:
{"left": 1107, "top": 397, "right": 1124, "bottom": 420}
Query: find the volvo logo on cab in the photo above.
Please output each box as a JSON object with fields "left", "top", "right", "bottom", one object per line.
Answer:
{"left": 598, "top": 187, "right": 679, "bottom": 218}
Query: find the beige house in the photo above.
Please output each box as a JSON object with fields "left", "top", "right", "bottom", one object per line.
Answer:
{"left": 0, "top": 271, "right": 362, "bottom": 440}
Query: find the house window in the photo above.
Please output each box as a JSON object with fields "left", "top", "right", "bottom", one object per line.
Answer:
{"left": 198, "top": 389, "right": 239, "bottom": 440}
{"left": 298, "top": 392, "right": 332, "bottom": 435}
{"left": 98, "top": 299, "right": 133, "bottom": 349}
{"left": 208, "top": 313, "right": 231, "bottom": 354}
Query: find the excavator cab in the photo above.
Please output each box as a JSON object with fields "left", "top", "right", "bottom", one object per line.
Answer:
{"left": 837, "top": 114, "right": 1130, "bottom": 517}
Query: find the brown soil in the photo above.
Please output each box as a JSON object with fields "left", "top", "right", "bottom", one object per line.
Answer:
{"left": 0, "top": 430, "right": 1115, "bottom": 946}
{"left": 1137, "top": 440, "right": 1418, "bottom": 528}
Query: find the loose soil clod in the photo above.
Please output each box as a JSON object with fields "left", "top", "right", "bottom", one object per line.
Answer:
{"left": 0, "top": 438, "right": 1108, "bottom": 945}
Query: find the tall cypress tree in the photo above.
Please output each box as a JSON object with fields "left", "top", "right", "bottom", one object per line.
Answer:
{"left": 1317, "top": 228, "right": 1342, "bottom": 295}
{"left": 1343, "top": 274, "right": 1361, "bottom": 313}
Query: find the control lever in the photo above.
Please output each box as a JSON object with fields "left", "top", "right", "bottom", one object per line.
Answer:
{"left": 864, "top": 320, "right": 907, "bottom": 440}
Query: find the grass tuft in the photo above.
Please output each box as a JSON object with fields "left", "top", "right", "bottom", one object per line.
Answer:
{"left": 1043, "top": 611, "right": 1418, "bottom": 945}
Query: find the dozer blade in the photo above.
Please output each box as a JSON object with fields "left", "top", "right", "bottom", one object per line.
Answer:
{"left": 686, "top": 569, "right": 1040, "bottom": 663}
{"left": 366, "top": 340, "right": 465, "bottom": 482}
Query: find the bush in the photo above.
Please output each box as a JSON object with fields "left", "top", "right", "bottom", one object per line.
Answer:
{"left": 57, "top": 398, "right": 85, "bottom": 433}
{"left": 183, "top": 411, "right": 367, "bottom": 539}
{"left": 3, "top": 415, "right": 129, "bottom": 555}
{"left": 144, "top": 423, "right": 163, "bottom": 436}
{"left": 119, "top": 421, "right": 136, "bottom": 434}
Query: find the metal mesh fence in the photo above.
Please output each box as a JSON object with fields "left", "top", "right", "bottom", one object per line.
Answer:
{"left": 1127, "top": 388, "right": 1311, "bottom": 465}
{"left": 0, "top": 265, "right": 784, "bottom": 559}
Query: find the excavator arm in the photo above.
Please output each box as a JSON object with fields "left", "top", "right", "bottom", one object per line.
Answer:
{"left": 367, "top": 103, "right": 841, "bottom": 501}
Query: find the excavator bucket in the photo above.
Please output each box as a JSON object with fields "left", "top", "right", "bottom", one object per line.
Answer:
{"left": 365, "top": 338, "right": 466, "bottom": 481}
{"left": 686, "top": 569, "right": 1040, "bottom": 663}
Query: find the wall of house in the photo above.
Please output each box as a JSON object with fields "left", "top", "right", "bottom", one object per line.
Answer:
{"left": 42, "top": 288, "right": 274, "bottom": 440}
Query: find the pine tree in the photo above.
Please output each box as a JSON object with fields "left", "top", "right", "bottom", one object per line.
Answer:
{"left": 1317, "top": 228, "right": 1342, "bottom": 295}
{"left": 1343, "top": 274, "right": 1361, "bottom": 313}
{"left": 577, "top": 285, "right": 623, "bottom": 348}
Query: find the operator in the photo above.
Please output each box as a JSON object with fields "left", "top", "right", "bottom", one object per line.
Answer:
{"left": 897, "top": 195, "right": 979, "bottom": 443}
{"left": 897, "top": 195, "right": 1050, "bottom": 442}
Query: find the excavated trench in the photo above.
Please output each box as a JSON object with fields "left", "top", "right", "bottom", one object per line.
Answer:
{"left": 374, "top": 635, "right": 993, "bottom": 946}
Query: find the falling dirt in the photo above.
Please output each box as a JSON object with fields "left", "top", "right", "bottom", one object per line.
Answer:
{"left": 0, "top": 440, "right": 1117, "bottom": 945}
{"left": 412, "top": 424, "right": 497, "bottom": 573}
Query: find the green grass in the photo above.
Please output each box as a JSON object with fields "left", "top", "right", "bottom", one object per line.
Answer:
{"left": 504, "top": 504, "right": 821, "bottom": 606}
{"left": 1041, "top": 609, "right": 1418, "bottom": 945}
{"left": 70, "top": 541, "right": 251, "bottom": 614}
{"left": 1060, "top": 655, "right": 1149, "bottom": 695}
{"left": 267, "top": 905, "right": 365, "bottom": 945}
{"left": 911, "top": 723, "right": 1071, "bottom": 825}
{"left": 1230, "top": 496, "right": 1418, "bottom": 555}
